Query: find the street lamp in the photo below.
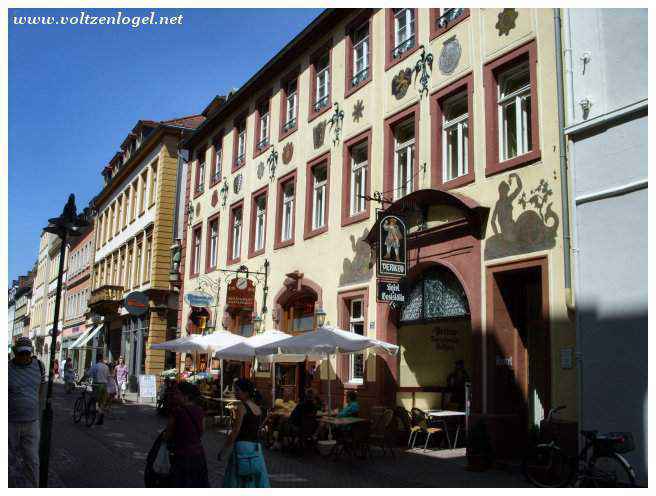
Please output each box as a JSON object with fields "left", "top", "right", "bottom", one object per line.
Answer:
{"left": 315, "top": 307, "right": 327, "bottom": 328}
{"left": 39, "top": 194, "right": 89, "bottom": 488}
{"left": 253, "top": 314, "right": 263, "bottom": 334}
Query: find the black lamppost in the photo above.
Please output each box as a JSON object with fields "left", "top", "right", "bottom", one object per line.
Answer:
{"left": 39, "top": 194, "right": 89, "bottom": 487}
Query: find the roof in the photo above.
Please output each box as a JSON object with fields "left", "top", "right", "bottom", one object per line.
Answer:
{"left": 161, "top": 114, "right": 206, "bottom": 129}
{"left": 183, "top": 8, "right": 356, "bottom": 149}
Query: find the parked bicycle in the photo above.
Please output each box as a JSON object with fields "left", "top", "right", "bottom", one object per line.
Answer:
{"left": 523, "top": 405, "right": 637, "bottom": 487}
{"left": 72, "top": 381, "right": 98, "bottom": 427}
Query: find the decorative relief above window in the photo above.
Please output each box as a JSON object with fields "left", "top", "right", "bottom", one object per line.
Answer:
{"left": 400, "top": 267, "right": 469, "bottom": 322}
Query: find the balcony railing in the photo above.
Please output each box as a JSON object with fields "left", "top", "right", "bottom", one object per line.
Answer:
{"left": 195, "top": 183, "right": 205, "bottom": 195}
{"left": 436, "top": 8, "right": 465, "bottom": 29}
{"left": 282, "top": 117, "right": 297, "bottom": 133}
{"left": 351, "top": 67, "right": 369, "bottom": 87}
{"left": 234, "top": 154, "right": 245, "bottom": 168}
{"left": 256, "top": 137, "right": 270, "bottom": 151}
{"left": 313, "top": 95, "right": 329, "bottom": 113}
{"left": 391, "top": 36, "right": 416, "bottom": 59}
{"left": 212, "top": 172, "right": 222, "bottom": 184}
{"left": 89, "top": 285, "right": 124, "bottom": 307}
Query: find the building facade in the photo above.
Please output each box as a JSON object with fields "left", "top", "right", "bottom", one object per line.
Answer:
{"left": 179, "top": 8, "right": 577, "bottom": 455}
{"left": 88, "top": 115, "right": 204, "bottom": 390}
{"left": 10, "top": 270, "right": 36, "bottom": 347}
{"left": 562, "top": 8, "right": 648, "bottom": 482}
{"left": 29, "top": 232, "right": 53, "bottom": 365}
{"left": 60, "top": 225, "right": 95, "bottom": 377}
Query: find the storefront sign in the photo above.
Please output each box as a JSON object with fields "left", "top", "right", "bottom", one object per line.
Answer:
{"left": 378, "top": 214, "right": 407, "bottom": 277}
{"left": 226, "top": 277, "right": 255, "bottom": 311}
{"left": 184, "top": 291, "right": 214, "bottom": 308}
{"left": 377, "top": 281, "right": 406, "bottom": 304}
{"left": 124, "top": 291, "right": 148, "bottom": 316}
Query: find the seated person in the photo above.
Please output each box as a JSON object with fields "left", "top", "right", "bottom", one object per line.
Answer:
{"left": 336, "top": 391, "right": 360, "bottom": 418}
{"left": 281, "top": 388, "right": 320, "bottom": 448}
{"left": 446, "top": 360, "right": 470, "bottom": 411}
{"left": 273, "top": 389, "right": 297, "bottom": 414}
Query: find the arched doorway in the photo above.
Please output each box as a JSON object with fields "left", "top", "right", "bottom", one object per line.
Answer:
{"left": 396, "top": 264, "right": 473, "bottom": 412}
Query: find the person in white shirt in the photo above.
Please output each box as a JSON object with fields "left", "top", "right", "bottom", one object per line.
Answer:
{"left": 83, "top": 353, "right": 110, "bottom": 425}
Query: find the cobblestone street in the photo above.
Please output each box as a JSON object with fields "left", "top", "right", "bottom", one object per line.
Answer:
{"left": 44, "top": 384, "right": 528, "bottom": 488}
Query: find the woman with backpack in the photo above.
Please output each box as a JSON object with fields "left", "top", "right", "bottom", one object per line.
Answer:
{"left": 218, "top": 378, "right": 270, "bottom": 488}
{"left": 165, "top": 381, "right": 210, "bottom": 487}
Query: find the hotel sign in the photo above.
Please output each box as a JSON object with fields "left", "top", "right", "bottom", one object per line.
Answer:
{"left": 377, "top": 281, "right": 405, "bottom": 304}
{"left": 378, "top": 213, "right": 407, "bottom": 277}
{"left": 226, "top": 277, "right": 255, "bottom": 311}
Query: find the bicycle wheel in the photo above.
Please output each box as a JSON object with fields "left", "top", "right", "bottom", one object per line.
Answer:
{"left": 523, "top": 444, "right": 574, "bottom": 488}
{"left": 85, "top": 399, "right": 97, "bottom": 427}
{"left": 581, "top": 454, "right": 637, "bottom": 487}
{"left": 73, "top": 398, "right": 84, "bottom": 423}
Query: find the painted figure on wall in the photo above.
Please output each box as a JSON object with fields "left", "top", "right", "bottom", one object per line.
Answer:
{"left": 485, "top": 174, "right": 559, "bottom": 260}
{"left": 339, "top": 229, "right": 373, "bottom": 286}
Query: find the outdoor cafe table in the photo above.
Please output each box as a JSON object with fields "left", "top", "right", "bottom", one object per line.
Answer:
{"left": 318, "top": 416, "right": 368, "bottom": 459}
{"left": 425, "top": 410, "right": 465, "bottom": 449}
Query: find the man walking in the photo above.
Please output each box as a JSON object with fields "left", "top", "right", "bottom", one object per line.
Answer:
{"left": 84, "top": 353, "right": 110, "bottom": 425}
{"left": 8, "top": 337, "right": 46, "bottom": 487}
{"left": 115, "top": 356, "right": 128, "bottom": 403}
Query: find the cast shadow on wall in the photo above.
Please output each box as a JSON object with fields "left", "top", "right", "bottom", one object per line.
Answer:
{"left": 485, "top": 173, "right": 559, "bottom": 260}
{"left": 339, "top": 228, "right": 373, "bottom": 286}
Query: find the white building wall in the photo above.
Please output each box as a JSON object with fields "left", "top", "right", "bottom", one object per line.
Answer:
{"left": 565, "top": 7, "right": 648, "bottom": 484}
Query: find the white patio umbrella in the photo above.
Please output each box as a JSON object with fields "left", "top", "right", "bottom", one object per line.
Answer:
{"left": 255, "top": 325, "right": 399, "bottom": 410}
{"left": 150, "top": 334, "right": 212, "bottom": 353}
{"left": 214, "top": 329, "right": 320, "bottom": 406}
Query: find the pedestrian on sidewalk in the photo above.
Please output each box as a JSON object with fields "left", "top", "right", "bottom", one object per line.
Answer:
{"left": 106, "top": 363, "right": 119, "bottom": 409}
{"left": 115, "top": 356, "right": 128, "bottom": 403}
{"left": 165, "top": 381, "right": 210, "bottom": 487}
{"left": 83, "top": 353, "right": 110, "bottom": 425}
{"left": 8, "top": 337, "right": 46, "bottom": 488}
{"left": 219, "top": 378, "right": 270, "bottom": 488}
{"left": 63, "top": 357, "right": 76, "bottom": 394}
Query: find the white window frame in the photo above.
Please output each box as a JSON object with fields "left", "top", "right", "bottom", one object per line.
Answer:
{"left": 285, "top": 79, "right": 298, "bottom": 129}
{"left": 192, "top": 230, "right": 201, "bottom": 274}
{"left": 231, "top": 209, "right": 242, "bottom": 261}
{"left": 350, "top": 142, "right": 368, "bottom": 216}
{"left": 197, "top": 157, "right": 205, "bottom": 192}
{"left": 394, "top": 8, "right": 415, "bottom": 52}
{"left": 254, "top": 196, "right": 266, "bottom": 252}
{"left": 282, "top": 182, "right": 294, "bottom": 242}
{"left": 352, "top": 23, "right": 369, "bottom": 84}
{"left": 497, "top": 63, "right": 532, "bottom": 162}
{"left": 213, "top": 144, "right": 222, "bottom": 182}
{"left": 393, "top": 120, "right": 415, "bottom": 200}
{"left": 258, "top": 103, "right": 270, "bottom": 147}
{"left": 442, "top": 91, "right": 469, "bottom": 182}
{"left": 312, "top": 165, "right": 327, "bottom": 230}
{"left": 349, "top": 298, "right": 365, "bottom": 384}
{"left": 209, "top": 220, "right": 218, "bottom": 269}
{"left": 315, "top": 54, "right": 330, "bottom": 108}
{"left": 237, "top": 126, "right": 246, "bottom": 161}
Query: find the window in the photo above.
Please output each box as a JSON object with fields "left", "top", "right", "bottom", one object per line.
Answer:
{"left": 431, "top": 74, "right": 474, "bottom": 188}
{"left": 393, "top": 118, "right": 415, "bottom": 200}
{"left": 430, "top": 8, "right": 470, "bottom": 39}
{"left": 130, "top": 181, "right": 138, "bottom": 221}
{"left": 313, "top": 165, "right": 327, "bottom": 230}
{"left": 122, "top": 190, "right": 130, "bottom": 228}
{"left": 275, "top": 172, "right": 296, "bottom": 249}
{"left": 349, "top": 299, "right": 365, "bottom": 383}
{"left": 484, "top": 40, "right": 540, "bottom": 176}
{"left": 348, "top": 19, "right": 371, "bottom": 92}
{"left": 115, "top": 198, "right": 122, "bottom": 235}
{"left": 134, "top": 239, "right": 143, "bottom": 287}
{"left": 498, "top": 63, "right": 531, "bottom": 161}
{"left": 400, "top": 266, "right": 469, "bottom": 322}
{"left": 309, "top": 45, "right": 331, "bottom": 120}
{"left": 143, "top": 234, "right": 152, "bottom": 283}
{"left": 228, "top": 205, "right": 243, "bottom": 264}
{"left": 233, "top": 119, "right": 247, "bottom": 170}
{"left": 254, "top": 97, "right": 270, "bottom": 155}
{"left": 149, "top": 162, "right": 158, "bottom": 206}
{"left": 393, "top": 8, "right": 415, "bottom": 59}
{"left": 195, "top": 150, "right": 206, "bottom": 196}
{"left": 119, "top": 249, "right": 125, "bottom": 288}
{"left": 280, "top": 75, "right": 298, "bottom": 136}
{"left": 206, "top": 216, "right": 219, "bottom": 272}
{"left": 211, "top": 134, "right": 223, "bottom": 185}
{"left": 139, "top": 170, "right": 148, "bottom": 214}
{"left": 350, "top": 142, "right": 367, "bottom": 216}
{"left": 250, "top": 188, "right": 268, "bottom": 258}
{"left": 190, "top": 225, "right": 202, "bottom": 276}
{"left": 108, "top": 205, "right": 115, "bottom": 240}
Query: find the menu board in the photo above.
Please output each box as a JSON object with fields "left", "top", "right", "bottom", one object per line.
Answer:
{"left": 138, "top": 374, "right": 157, "bottom": 399}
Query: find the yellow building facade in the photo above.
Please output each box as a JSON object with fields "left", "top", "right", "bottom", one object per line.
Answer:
{"left": 179, "top": 8, "right": 576, "bottom": 455}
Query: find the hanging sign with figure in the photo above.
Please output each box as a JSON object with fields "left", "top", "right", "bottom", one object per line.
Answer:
{"left": 226, "top": 277, "right": 255, "bottom": 311}
{"left": 378, "top": 213, "right": 407, "bottom": 277}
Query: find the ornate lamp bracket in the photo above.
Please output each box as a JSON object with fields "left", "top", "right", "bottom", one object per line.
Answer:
{"left": 328, "top": 102, "right": 345, "bottom": 145}
{"left": 414, "top": 46, "right": 434, "bottom": 98}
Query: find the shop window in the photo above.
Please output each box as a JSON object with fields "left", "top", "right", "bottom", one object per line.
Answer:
{"left": 280, "top": 70, "right": 299, "bottom": 138}
{"left": 484, "top": 40, "right": 540, "bottom": 176}
{"left": 345, "top": 13, "right": 372, "bottom": 97}
{"left": 401, "top": 267, "right": 470, "bottom": 322}
{"left": 430, "top": 8, "right": 470, "bottom": 40}
{"left": 238, "top": 311, "right": 254, "bottom": 337}
{"left": 349, "top": 299, "right": 365, "bottom": 384}
{"left": 290, "top": 298, "right": 315, "bottom": 333}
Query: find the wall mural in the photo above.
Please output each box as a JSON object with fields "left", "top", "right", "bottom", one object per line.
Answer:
{"left": 352, "top": 99, "right": 364, "bottom": 122}
{"left": 495, "top": 8, "right": 519, "bottom": 36}
{"left": 257, "top": 161, "right": 265, "bottom": 179}
{"left": 282, "top": 142, "right": 293, "bottom": 164}
{"left": 485, "top": 173, "right": 560, "bottom": 260}
{"left": 392, "top": 68, "right": 412, "bottom": 100}
{"left": 339, "top": 228, "right": 374, "bottom": 286}
{"left": 414, "top": 46, "right": 434, "bottom": 98}
{"left": 313, "top": 120, "right": 327, "bottom": 149}
{"left": 328, "top": 102, "right": 345, "bottom": 145}
{"left": 438, "top": 36, "right": 461, "bottom": 75}
{"left": 211, "top": 190, "right": 219, "bottom": 207}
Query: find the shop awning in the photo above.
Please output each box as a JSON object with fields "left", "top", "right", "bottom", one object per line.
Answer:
{"left": 69, "top": 325, "right": 101, "bottom": 349}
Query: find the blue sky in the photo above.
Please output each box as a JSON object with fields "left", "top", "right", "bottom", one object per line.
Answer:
{"left": 8, "top": 8, "right": 322, "bottom": 282}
